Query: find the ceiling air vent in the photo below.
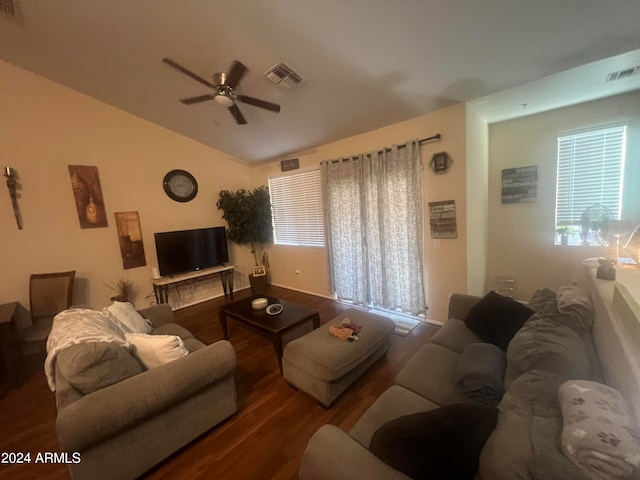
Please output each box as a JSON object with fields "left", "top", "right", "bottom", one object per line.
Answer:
{"left": 0, "top": 0, "right": 15, "bottom": 16}
{"left": 264, "top": 62, "right": 303, "bottom": 90}
{"left": 606, "top": 66, "right": 640, "bottom": 82}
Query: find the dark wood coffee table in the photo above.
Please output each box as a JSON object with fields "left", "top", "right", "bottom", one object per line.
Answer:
{"left": 219, "top": 296, "right": 320, "bottom": 374}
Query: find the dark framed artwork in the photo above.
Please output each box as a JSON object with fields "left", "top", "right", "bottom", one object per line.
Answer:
{"left": 428, "top": 200, "right": 457, "bottom": 238}
{"left": 430, "top": 152, "right": 451, "bottom": 173}
{"left": 115, "top": 211, "right": 147, "bottom": 269}
{"left": 280, "top": 158, "right": 300, "bottom": 172}
{"left": 68, "top": 165, "right": 108, "bottom": 228}
{"left": 501, "top": 165, "right": 537, "bottom": 204}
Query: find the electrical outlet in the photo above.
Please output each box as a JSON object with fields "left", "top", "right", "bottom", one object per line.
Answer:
{"left": 295, "top": 269, "right": 300, "bottom": 275}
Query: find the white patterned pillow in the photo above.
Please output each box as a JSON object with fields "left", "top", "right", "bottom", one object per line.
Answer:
{"left": 558, "top": 380, "right": 640, "bottom": 480}
{"left": 104, "top": 301, "right": 152, "bottom": 334}
{"left": 125, "top": 333, "right": 188, "bottom": 369}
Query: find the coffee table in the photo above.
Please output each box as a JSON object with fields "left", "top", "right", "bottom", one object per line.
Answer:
{"left": 219, "top": 296, "right": 320, "bottom": 374}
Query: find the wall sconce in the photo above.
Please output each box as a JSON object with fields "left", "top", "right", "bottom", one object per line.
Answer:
{"left": 4, "top": 166, "right": 22, "bottom": 229}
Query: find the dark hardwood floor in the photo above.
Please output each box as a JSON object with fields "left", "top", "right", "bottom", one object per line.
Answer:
{"left": 0, "top": 285, "right": 439, "bottom": 480}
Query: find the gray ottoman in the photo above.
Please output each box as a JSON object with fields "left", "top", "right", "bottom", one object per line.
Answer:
{"left": 283, "top": 308, "right": 395, "bottom": 407}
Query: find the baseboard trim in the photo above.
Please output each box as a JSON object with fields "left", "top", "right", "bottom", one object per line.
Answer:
{"left": 269, "top": 283, "right": 337, "bottom": 301}
{"left": 423, "top": 318, "right": 444, "bottom": 326}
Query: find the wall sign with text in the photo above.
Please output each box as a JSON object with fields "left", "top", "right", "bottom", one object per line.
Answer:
{"left": 501, "top": 165, "right": 537, "bottom": 204}
{"left": 428, "top": 200, "right": 457, "bottom": 238}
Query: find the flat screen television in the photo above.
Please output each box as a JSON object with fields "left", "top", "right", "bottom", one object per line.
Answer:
{"left": 154, "top": 226, "right": 229, "bottom": 277}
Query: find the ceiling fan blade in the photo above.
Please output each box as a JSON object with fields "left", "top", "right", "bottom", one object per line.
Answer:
{"left": 236, "top": 94, "right": 281, "bottom": 113}
{"left": 180, "top": 94, "right": 215, "bottom": 105}
{"left": 225, "top": 60, "right": 248, "bottom": 89}
{"left": 229, "top": 104, "right": 247, "bottom": 125}
{"left": 162, "top": 57, "right": 216, "bottom": 89}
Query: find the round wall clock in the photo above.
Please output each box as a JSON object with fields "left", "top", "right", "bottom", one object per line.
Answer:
{"left": 163, "top": 169, "right": 198, "bottom": 202}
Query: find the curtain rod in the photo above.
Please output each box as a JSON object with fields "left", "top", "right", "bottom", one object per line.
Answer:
{"left": 419, "top": 133, "right": 441, "bottom": 144}
{"left": 324, "top": 134, "right": 442, "bottom": 163}
{"left": 376, "top": 133, "right": 442, "bottom": 152}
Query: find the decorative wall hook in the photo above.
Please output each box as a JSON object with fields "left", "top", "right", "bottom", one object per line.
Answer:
{"left": 4, "top": 166, "right": 22, "bottom": 229}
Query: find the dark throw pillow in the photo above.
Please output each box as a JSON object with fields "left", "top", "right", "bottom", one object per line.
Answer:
{"left": 464, "top": 291, "right": 534, "bottom": 350}
{"left": 370, "top": 404, "right": 499, "bottom": 480}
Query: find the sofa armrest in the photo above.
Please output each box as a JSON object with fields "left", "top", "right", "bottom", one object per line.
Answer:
{"left": 138, "top": 303, "right": 174, "bottom": 327}
{"left": 447, "top": 293, "right": 482, "bottom": 321}
{"left": 299, "top": 425, "right": 411, "bottom": 480}
{"left": 56, "top": 340, "right": 236, "bottom": 451}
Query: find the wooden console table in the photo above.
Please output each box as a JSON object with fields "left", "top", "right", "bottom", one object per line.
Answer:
{"left": 152, "top": 265, "right": 234, "bottom": 304}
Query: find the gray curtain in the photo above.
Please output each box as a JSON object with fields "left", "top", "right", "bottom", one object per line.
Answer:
{"left": 320, "top": 139, "right": 425, "bottom": 316}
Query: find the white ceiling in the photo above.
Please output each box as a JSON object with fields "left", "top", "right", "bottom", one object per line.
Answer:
{"left": 1, "top": 1, "right": 639, "bottom": 163}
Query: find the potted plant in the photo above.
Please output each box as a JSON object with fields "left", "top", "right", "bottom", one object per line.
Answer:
{"left": 106, "top": 277, "right": 135, "bottom": 302}
{"left": 556, "top": 226, "right": 575, "bottom": 245}
{"left": 217, "top": 186, "right": 273, "bottom": 293}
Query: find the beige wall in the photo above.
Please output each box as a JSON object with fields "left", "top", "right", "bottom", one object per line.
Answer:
{"left": 0, "top": 61, "right": 252, "bottom": 311}
{"left": 465, "top": 105, "right": 489, "bottom": 296}
{"left": 9, "top": 58, "right": 634, "bottom": 323}
{"left": 251, "top": 103, "right": 468, "bottom": 321}
{"left": 487, "top": 91, "right": 640, "bottom": 301}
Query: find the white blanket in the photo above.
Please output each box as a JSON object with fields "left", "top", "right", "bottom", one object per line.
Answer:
{"left": 44, "top": 308, "right": 130, "bottom": 392}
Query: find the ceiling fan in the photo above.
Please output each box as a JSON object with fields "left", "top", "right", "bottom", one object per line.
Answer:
{"left": 162, "top": 58, "right": 281, "bottom": 125}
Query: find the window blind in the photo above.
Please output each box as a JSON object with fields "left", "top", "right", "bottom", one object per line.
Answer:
{"left": 268, "top": 169, "right": 325, "bottom": 247}
{"left": 555, "top": 125, "right": 626, "bottom": 226}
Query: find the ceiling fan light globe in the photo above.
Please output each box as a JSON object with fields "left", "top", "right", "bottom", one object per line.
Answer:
{"left": 214, "top": 94, "right": 234, "bottom": 107}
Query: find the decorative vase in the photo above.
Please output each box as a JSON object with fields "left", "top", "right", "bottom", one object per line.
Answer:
{"left": 596, "top": 258, "right": 616, "bottom": 280}
{"left": 249, "top": 273, "right": 269, "bottom": 294}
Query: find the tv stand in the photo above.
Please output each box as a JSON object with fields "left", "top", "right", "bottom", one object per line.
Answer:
{"left": 152, "top": 265, "right": 234, "bottom": 305}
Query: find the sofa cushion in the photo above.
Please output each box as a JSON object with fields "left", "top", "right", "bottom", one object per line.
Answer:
{"left": 349, "top": 385, "right": 440, "bottom": 448}
{"left": 370, "top": 403, "right": 498, "bottom": 480}
{"left": 125, "top": 333, "right": 188, "bottom": 369}
{"left": 56, "top": 342, "right": 143, "bottom": 394}
{"left": 431, "top": 317, "right": 484, "bottom": 353}
{"left": 505, "top": 317, "right": 591, "bottom": 389}
{"left": 479, "top": 370, "right": 588, "bottom": 480}
{"left": 105, "top": 301, "right": 152, "bottom": 334}
{"left": 395, "top": 343, "right": 476, "bottom": 406}
{"left": 464, "top": 291, "right": 534, "bottom": 350}
{"left": 183, "top": 337, "right": 207, "bottom": 352}
{"left": 152, "top": 322, "right": 194, "bottom": 340}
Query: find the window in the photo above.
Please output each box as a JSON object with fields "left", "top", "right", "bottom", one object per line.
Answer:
{"left": 555, "top": 125, "right": 626, "bottom": 245}
{"left": 268, "top": 169, "right": 325, "bottom": 247}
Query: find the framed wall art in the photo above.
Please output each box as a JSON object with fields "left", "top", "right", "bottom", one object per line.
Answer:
{"left": 115, "top": 211, "right": 147, "bottom": 269}
{"left": 428, "top": 200, "right": 457, "bottom": 239}
{"left": 68, "top": 165, "right": 108, "bottom": 228}
{"left": 429, "top": 152, "right": 451, "bottom": 173}
{"left": 501, "top": 165, "right": 537, "bottom": 204}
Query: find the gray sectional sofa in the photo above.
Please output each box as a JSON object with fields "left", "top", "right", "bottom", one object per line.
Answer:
{"left": 299, "top": 289, "right": 626, "bottom": 480}
{"left": 52, "top": 304, "right": 237, "bottom": 480}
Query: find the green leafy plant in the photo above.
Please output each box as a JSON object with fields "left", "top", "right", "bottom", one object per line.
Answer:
{"left": 217, "top": 186, "right": 273, "bottom": 266}
{"left": 556, "top": 226, "right": 576, "bottom": 236}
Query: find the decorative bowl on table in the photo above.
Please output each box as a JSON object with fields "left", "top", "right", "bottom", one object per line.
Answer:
{"left": 251, "top": 297, "right": 269, "bottom": 310}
